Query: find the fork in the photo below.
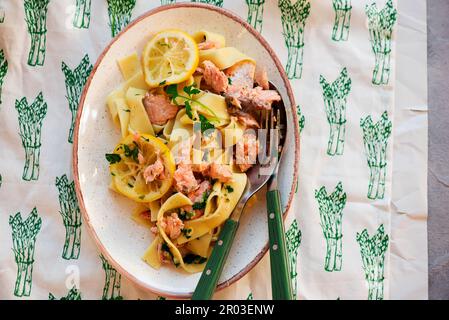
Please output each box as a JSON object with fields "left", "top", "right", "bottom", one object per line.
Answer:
{"left": 192, "top": 85, "right": 292, "bottom": 300}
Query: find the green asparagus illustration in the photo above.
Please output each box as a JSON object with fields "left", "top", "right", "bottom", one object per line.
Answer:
{"left": 106, "top": 0, "right": 137, "bottom": 38}
{"left": 73, "top": 0, "right": 91, "bottom": 29}
{"left": 365, "top": 0, "right": 397, "bottom": 85}
{"left": 247, "top": 292, "right": 254, "bottom": 300}
{"left": 62, "top": 54, "right": 93, "bottom": 143}
{"left": 100, "top": 254, "right": 123, "bottom": 300}
{"left": 320, "top": 67, "right": 351, "bottom": 156}
{"left": 332, "top": 0, "right": 351, "bottom": 41}
{"left": 279, "top": 0, "right": 311, "bottom": 79}
{"left": 356, "top": 224, "right": 389, "bottom": 300}
{"left": 191, "top": 0, "right": 223, "bottom": 7}
{"left": 286, "top": 219, "right": 302, "bottom": 299}
{"left": 297, "top": 105, "right": 305, "bottom": 133}
{"left": 15, "top": 92, "right": 48, "bottom": 181}
{"left": 360, "top": 111, "right": 392, "bottom": 200}
{"left": 0, "top": 49, "right": 8, "bottom": 106}
{"left": 24, "top": 0, "right": 50, "bottom": 67}
{"left": 161, "top": 0, "right": 176, "bottom": 5}
{"left": 315, "top": 182, "right": 346, "bottom": 272}
{"left": 49, "top": 287, "right": 82, "bottom": 300}
{"left": 246, "top": 0, "right": 265, "bottom": 32}
{"left": 55, "top": 174, "right": 82, "bottom": 260}
{"left": 9, "top": 208, "right": 42, "bottom": 297}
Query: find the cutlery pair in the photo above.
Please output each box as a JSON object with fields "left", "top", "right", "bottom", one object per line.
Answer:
{"left": 192, "top": 84, "right": 293, "bottom": 300}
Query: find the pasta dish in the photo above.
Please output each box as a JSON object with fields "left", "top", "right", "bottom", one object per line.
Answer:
{"left": 105, "top": 29, "right": 280, "bottom": 273}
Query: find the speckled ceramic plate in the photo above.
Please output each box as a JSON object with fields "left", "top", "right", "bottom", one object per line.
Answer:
{"left": 73, "top": 3, "right": 299, "bottom": 298}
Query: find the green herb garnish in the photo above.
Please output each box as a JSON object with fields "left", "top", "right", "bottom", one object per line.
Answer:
{"left": 165, "top": 84, "right": 218, "bottom": 120}
{"left": 159, "top": 80, "right": 167, "bottom": 86}
{"left": 123, "top": 144, "right": 139, "bottom": 162}
{"left": 225, "top": 185, "right": 234, "bottom": 193}
{"left": 181, "top": 228, "right": 192, "bottom": 239}
{"left": 192, "top": 191, "right": 210, "bottom": 210}
{"left": 105, "top": 153, "right": 121, "bottom": 164}
{"left": 179, "top": 210, "right": 195, "bottom": 220}
{"left": 228, "top": 77, "right": 233, "bottom": 85}
{"left": 183, "top": 254, "right": 207, "bottom": 264}
{"left": 199, "top": 114, "right": 215, "bottom": 134}
{"left": 185, "top": 100, "right": 194, "bottom": 120}
{"left": 122, "top": 109, "right": 130, "bottom": 112}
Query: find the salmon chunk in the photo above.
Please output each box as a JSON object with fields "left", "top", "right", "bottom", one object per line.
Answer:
{"left": 225, "top": 61, "right": 256, "bottom": 92}
{"left": 174, "top": 164, "right": 198, "bottom": 194}
{"left": 143, "top": 92, "right": 179, "bottom": 125}
{"left": 188, "top": 180, "right": 211, "bottom": 203}
{"left": 236, "top": 133, "right": 259, "bottom": 172}
{"left": 160, "top": 212, "right": 184, "bottom": 240}
{"left": 202, "top": 60, "right": 228, "bottom": 93}
{"left": 255, "top": 67, "right": 269, "bottom": 90}
{"left": 228, "top": 86, "right": 281, "bottom": 110}
{"left": 208, "top": 163, "right": 233, "bottom": 183}
{"left": 143, "top": 155, "right": 166, "bottom": 183}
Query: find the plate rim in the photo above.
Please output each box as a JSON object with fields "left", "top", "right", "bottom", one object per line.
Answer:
{"left": 72, "top": 2, "right": 300, "bottom": 299}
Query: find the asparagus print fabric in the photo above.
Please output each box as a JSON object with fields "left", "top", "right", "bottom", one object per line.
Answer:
{"left": 0, "top": 0, "right": 427, "bottom": 300}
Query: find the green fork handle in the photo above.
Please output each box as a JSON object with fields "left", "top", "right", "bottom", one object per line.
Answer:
{"left": 191, "top": 219, "right": 239, "bottom": 300}
{"left": 266, "top": 189, "right": 293, "bottom": 300}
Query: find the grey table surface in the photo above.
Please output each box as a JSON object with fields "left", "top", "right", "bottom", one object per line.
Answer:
{"left": 428, "top": 0, "right": 449, "bottom": 300}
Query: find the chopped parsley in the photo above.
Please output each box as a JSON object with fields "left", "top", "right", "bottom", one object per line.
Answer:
{"left": 181, "top": 228, "right": 192, "bottom": 239}
{"left": 179, "top": 210, "right": 195, "bottom": 220}
{"left": 225, "top": 185, "right": 234, "bottom": 193}
{"left": 185, "top": 100, "right": 194, "bottom": 120}
{"left": 122, "top": 109, "right": 130, "bottom": 112}
{"left": 183, "top": 254, "right": 207, "bottom": 265}
{"left": 127, "top": 183, "right": 134, "bottom": 188}
{"left": 159, "top": 80, "right": 167, "bottom": 86}
{"left": 165, "top": 84, "right": 218, "bottom": 120}
{"left": 123, "top": 143, "right": 139, "bottom": 162}
{"left": 199, "top": 114, "right": 214, "bottom": 134}
{"left": 138, "top": 195, "right": 145, "bottom": 200}
{"left": 192, "top": 191, "right": 210, "bottom": 210}
{"left": 105, "top": 153, "right": 121, "bottom": 164}
{"left": 228, "top": 77, "right": 233, "bottom": 85}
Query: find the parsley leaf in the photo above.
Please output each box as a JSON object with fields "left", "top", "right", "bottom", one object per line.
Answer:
{"left": 123, "top": 144, "right": 139, "bottom": 162}
{"left": 181, "top": 228, "right": 192, "bottom": 239}
{"left": 183, "top": 85, "right": 200, "bottom": 96}
{"left": 192, "top": 191, "right": 210, "bottom": 210}
{"left": 228, "top": 77, "right": 233, "bottom": 85}
{"left": 105, "top": 153, "right": 121, "bottom": 164}
{"left": 159, "top": 80, "right": 167, "bottom": 86}
{"left": 185, "top": 100, "right": 194, "bottom": 120}
{"left": 225, "top": 185, "right": 234, "bottom": 193}
{"left": 199, "top": 114, "right": 215, "bottom": 133}
{"left": 183, "top": 254, "right": 207, "bottom": 264}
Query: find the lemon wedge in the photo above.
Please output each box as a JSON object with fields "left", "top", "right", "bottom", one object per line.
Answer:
{"left": 109, "top": 134, "right": 175, "bottom": 202}
{"left": 142, "top": 30, "right": 199, "bottom": 87}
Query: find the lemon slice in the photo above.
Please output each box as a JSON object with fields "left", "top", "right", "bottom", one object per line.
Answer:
{"left": 142, "top": 30, "right": 199, "bottom": 87}
{"left": 109, "top": 134, "right": 175, "bottom": 202}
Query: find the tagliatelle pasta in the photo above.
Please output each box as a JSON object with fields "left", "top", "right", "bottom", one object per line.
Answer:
{"left": 104, "top": 29, "right": 281, "bottom": 273}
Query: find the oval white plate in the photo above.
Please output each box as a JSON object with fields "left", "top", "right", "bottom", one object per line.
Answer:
{"left": 73, "top": 3, "right": 299, "bottom": 298}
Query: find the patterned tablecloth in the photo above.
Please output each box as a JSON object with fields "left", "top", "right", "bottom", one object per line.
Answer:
{"left": 0, "top": 0, "right": 427, "bottom": 300}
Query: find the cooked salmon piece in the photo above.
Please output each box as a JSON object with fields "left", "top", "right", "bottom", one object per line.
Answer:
{"left": 225, "top": 61, "right": 256, "bottom": 92}
{"left": 255, "top": 67, "right": 270, "bottom": 90}
{"left": 160, "top": 212, "right": 184, "bottom": 240}
{"left": 188, "top": 180, "right": 211, "bottom": 203}
{"left": 138, "top": 152, "right": 145, "bottom": 165}
{"left": 180, "top": 205, "right": 204, "bottom": 220}
{"left": 150, "top": 226, "right": 158, "bottom": 235}
{"left": 236, "top": 133, "right": 259, "bottom": 172}
{"left": 143, "top": 92, "right": 179, "bottom": 125}
{"left": 191, "top": 162, "right": 210, "bottom": 175}
{"left": 202, "top": 60, "right": 229, "bottom": 93}
{"left": 174, "top": 163, "right": 199, "bottom": 194}
{"left": 143, "top": 155, "right": 166, "bottom": 184}
{"left": 209, "top": 163, "right": 232, "bottom": 183}
{"left": 229, "top": 86, "right": 281, "bottom": 110}
{"left": 198, "top": 41, "right": 218, "bottom": 50}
